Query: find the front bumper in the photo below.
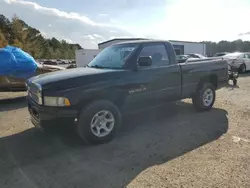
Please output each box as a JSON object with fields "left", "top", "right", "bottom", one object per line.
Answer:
{"left": 27, "top": 97, "right": 78, "bottom": 129}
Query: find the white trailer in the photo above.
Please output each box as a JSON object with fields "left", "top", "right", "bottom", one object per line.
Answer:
{"left": 76, "top": 49, "right": 102, "bottom": 67}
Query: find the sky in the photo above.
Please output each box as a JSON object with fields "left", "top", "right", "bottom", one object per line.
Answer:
{"left": 1, "top": 0, "right": 250, "bottom": 49}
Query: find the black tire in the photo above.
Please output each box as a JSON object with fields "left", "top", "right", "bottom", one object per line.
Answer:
{"left": 76, "top": 100, "right": 121, "bottom": 145}
{"left": 240, "top": 64, "right": 246, "bottom": 73}
{"left": 192, "top": 83, "right": 216, "bottom": 111}
{"left": 233, "top": 79, "right": 237, "bottom": 86}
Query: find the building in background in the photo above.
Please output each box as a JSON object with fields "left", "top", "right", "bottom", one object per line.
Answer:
{"left": 98, "top": 38, "right": 146, "bottom": 50}
{"left": 76, "top": 38, "right": 206, "bottom": 67}
{"left": 170, "top": 40, "right": 206, "bottom": 55}
{"left": 76, "top": 49, "right": 102, "bottom": 67}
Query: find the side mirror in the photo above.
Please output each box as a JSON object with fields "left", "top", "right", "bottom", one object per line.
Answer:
{"left": 138, "top": 56, "right": 152, "bottom": 67}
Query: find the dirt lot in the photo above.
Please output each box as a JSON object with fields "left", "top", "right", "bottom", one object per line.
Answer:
{"left": 0, "top": 75, "right": 250, "bottom": 188}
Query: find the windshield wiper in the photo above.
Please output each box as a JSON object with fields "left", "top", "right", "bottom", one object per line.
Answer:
{"left": 88, "top": 65, "right": 106, "bottom": 69}
{"left": 87, "top": 65, "right": 122, "bottom": 69}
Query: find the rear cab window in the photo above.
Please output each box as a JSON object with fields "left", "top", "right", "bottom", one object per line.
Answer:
{"left": 138, "top": 43, "right": 170, "bottom": 67}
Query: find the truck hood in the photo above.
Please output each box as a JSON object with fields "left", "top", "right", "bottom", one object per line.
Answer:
{"left": 28, "top": 67, "right": 120, "bottom": 90}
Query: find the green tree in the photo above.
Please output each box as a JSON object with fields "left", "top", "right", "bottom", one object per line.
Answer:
{"left": 0, "top": 14, "right": 82, "bottom": 59}
{"left": 0, "top": 30, "right": 8, "bottom": 47}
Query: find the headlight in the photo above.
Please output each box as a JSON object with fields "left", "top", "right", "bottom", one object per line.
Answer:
{"left": 44, "top": 96, "right": 71, "bottom": 107}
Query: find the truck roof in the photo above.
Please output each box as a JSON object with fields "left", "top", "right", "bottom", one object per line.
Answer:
{"left": 112, "top": 40, "right": 170, "bottom": 46}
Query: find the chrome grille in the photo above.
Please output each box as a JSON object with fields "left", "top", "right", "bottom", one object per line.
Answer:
{"left": 28, "top": 91, "right": 39, "bottom": 103}
{"left": 27, "top": 82, "right": 42, "bottom": 104}
{"left": 28, "top": 82, "right": 39, "bottom": 94}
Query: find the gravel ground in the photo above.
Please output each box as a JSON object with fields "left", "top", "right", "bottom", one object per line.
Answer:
{"left": 0, "top": 75, "right": 249, "bottom": 188}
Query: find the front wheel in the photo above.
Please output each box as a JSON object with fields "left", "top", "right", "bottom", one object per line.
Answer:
{"left": 192, "top": 83, "right": 216, "bottom": 111}
{"left": 76, "top": 100, "right": 121, "bottom": 145}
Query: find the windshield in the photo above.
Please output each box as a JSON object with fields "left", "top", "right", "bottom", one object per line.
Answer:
{"left": 87, "top": 44, "right": 138, "bottom": 69}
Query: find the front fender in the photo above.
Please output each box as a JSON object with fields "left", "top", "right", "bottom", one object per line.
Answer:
{"left": 66, "top": 86, "right": 127, "bottom": 111}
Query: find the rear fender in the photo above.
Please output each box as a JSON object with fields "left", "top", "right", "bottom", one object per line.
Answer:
{"left": 196, "top": 74, "right": 218, "bottom": 92}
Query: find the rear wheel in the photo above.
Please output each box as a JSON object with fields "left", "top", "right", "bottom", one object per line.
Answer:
{"left": 76, "top": 100, "right": 121, "bottom": 145}
{"left": 192, "top": 83, "right": 216, "bottom": 111}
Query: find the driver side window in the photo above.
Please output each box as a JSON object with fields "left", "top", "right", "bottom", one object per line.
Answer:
{"left": 138, "top": 44, "right": 169, "bottom": 66}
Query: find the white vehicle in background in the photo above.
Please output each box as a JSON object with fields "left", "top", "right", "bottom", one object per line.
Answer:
{"left": 176, "top": 55, "right": 200, "bottom": 63}
{"left": 185, "top": 55, "right": 200, "bottom": 61}
{"left": 187, "top": 53, "right": 207, "bottom": 59}
{"left": 214, "top": 52, "right": 228, "bottom": 57}
{"left": 223, "top": 52, "right": 250, "bottom": 73}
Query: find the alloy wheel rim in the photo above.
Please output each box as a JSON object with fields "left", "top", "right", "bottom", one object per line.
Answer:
{"left": 90, "top": 110, "right": 115, "bottom": 137}
{"left": 202, "top": 88, "right": 214, "bottom": 107}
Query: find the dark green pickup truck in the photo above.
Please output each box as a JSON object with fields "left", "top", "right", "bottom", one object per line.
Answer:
{"left": 27, "top": 40, "right": 228, "bottom": 144}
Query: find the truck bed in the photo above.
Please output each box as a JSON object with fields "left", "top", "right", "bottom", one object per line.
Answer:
{"left": 180, "top": 58, "right": 228, "bottom": 98}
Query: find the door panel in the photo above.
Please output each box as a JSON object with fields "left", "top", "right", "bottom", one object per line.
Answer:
{"left": 140, "top": 64, "right": 182, "bottom": 104}
{"left": 123, "top": 43, "right": 182, "bottom": 111}
{"left": 123, "top": 65, "right": 181, "bottom": 111}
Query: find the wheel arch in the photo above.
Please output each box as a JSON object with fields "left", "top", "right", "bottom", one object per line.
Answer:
{"left": 76, "top": 91, "right": 127, "bottom": 112}
{"left": 196, "top": 74, "right": 218, "bottom": 91}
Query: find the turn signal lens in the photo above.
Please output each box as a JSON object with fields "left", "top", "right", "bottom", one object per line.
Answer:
{"left": 64, "top": 98, "right": 71, "bottom": 106}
